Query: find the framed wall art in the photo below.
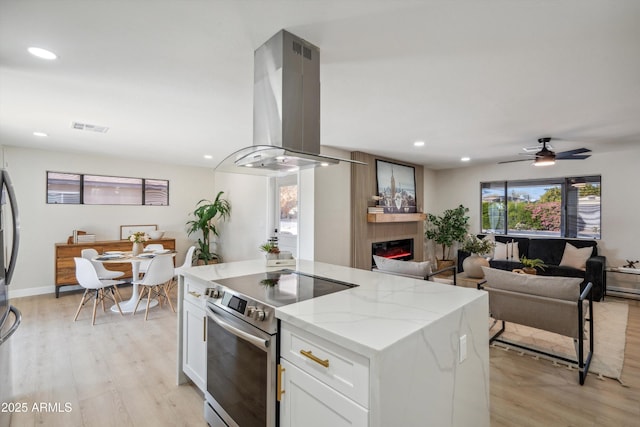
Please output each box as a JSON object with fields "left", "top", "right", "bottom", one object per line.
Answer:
{"left": 375, "top": 159, "right": 417, "bottom": 213}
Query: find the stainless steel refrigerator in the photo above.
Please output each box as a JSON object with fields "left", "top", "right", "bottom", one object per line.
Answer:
{"left": 0, "top": 169, "right": 21, "bottom": 427}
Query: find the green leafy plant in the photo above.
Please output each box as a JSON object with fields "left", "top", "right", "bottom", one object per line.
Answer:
{"left": 460, "top": 234, "right": 495, "bottom": 255}
{"left": 520, "top": 256, "right": 547, "bottom": 271}
{"left": 425, "top": 205, "right": 470, "bottom": 260}
{"left": 259, "top": 242, "right": 280, "bottom": 254}
{"left": 186, "top": 191, "right": 231, "bottom": 263}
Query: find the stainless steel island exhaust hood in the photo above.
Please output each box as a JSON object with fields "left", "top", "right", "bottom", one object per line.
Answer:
{"left": 215, "top": 30, "right": 364, "bottom": 176}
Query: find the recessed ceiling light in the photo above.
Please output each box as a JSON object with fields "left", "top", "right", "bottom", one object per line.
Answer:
{"left": 28, "top": 47, "right": 57, "bottom": 60}
{"left": 413, "top": 141, "right": 425, "bottom": 147}
{"left": 33, "top": 131, "right": 48, "bottom": 137}
{"left": 203, "top": 154, "right": 213, "bottom": 159}
{"left": 461, "top": 157, "right": 470, "bottom": 162}
{"left": 320, "top": 162, "right": 329, "bottom": 167}
{"left": 245, "top": 164, "right": 253, "bottom": 168}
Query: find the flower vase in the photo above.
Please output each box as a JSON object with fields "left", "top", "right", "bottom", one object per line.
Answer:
{"left": 462, "top": 254, "right": 490, "bottom": 278}
{"left": 132, "top": 242, "right": 143, "bottom": 256}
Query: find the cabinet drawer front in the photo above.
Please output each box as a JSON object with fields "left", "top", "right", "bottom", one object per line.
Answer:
{"left": 184, "top": 278, "right": 208, "bottom": 305}
{"left": 281, "top": 324, "right": 369, "bottom": 408}
{"left": 280, "top": 359, "right": 368, "bottom": 427}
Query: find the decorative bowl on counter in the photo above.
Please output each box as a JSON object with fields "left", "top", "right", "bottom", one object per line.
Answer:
{"left": 148, "top": 230, "right": 165, "bottom": 240}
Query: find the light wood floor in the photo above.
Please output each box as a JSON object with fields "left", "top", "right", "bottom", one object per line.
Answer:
{"left": 7, "top": 286, "right": 204, "bottom": 427}
{"left": 6, "top": 290, "right": 640, "bottom": 426}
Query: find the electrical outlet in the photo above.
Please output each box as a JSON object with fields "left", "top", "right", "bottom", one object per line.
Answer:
{"left": 459, "top": 335, "right": 467, "bottom": 363}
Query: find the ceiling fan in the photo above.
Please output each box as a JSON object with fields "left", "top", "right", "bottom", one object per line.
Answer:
{"left": 499, "top": 137, "right": 592, "bottom": 166}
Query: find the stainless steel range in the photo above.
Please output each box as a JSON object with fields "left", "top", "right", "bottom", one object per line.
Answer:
{"left": 203, "top": 269, "right": 357, "bottom": 427}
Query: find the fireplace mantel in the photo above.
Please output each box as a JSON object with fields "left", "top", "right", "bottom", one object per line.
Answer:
{"left": 367, "top": 213, "right": 427, "bottom": 223}
{"left": 351, "top": 151, "right": 425, "bottom": 270}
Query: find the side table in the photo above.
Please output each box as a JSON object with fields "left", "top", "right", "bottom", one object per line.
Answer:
{"left": 455, "top": 272, "right": 487, "bottom": 290}
{"left": 606, "top": 267, "right": 640, "bottom": 300}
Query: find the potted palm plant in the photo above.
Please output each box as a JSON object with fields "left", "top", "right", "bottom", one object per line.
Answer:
{"left": 425, "top": 204, "right": 470, "bottom": 274}
{"left": 186, "top": 191, "right": 231, "bottom": 264}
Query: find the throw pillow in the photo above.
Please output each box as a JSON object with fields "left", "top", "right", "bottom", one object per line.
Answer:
{"left": 481, "top": 267, "right": 582, "bottom": 301}
{"left": 559, "top": 242, "right": 592, "bottom": 270}
{"left": 373, "top": 255, "right": 431, "bottom": 278}
{"left": 492, "top": 240, "right": 519, "bottom": 260}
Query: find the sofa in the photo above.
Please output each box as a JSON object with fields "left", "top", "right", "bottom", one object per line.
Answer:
{"left": 457, "top": 235, "right": 606, "bottom": 301}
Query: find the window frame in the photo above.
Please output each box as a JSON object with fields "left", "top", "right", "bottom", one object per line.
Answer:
{"left": 46, "top": 171, "right": 169, "bottom": 206}
{"left": 480, "top": 175, "right": 601, "bottom": 239}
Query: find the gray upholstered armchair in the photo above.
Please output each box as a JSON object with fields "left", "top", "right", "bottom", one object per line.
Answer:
{"left": 480, "top": 267, "right": 594, "bottom": 385}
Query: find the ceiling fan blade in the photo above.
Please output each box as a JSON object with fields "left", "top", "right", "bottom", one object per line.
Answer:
{"left": 557, "top": 154, "right": 591, "bottom": 160}
{"left": 522, "top": 144, "right": 554, "bottom": 153}
{"left": 556, "top": 147, "right": 591, "bottom": 157}
{"left": 498, "top": 158, "right": 533, "bottom": 164}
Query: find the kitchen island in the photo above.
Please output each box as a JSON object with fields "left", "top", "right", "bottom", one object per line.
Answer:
{"left": 177, "top": 259, "right": 489, "bottom": 427}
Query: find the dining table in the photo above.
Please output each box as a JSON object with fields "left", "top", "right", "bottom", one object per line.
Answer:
{"left": 93, "top": 250, "right": 175, "bottom": 313}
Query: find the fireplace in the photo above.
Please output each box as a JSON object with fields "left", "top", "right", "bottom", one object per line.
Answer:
{"left": 371, "top": 239, "right": 414, "bottom": 267}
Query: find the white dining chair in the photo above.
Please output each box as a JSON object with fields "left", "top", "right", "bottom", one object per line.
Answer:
{"left": 81, "top": 248, "right": 126, "bottom": 280}
{"left": 74, "top": 257, "right": 125, "bottom": 325}
{"left": 138, "top": 243, "right": 165, "bottom": 277}
{"left": 165, "top": 246, "right": 196, "bottom": 296}
{"left": 133, "top": 254, "right": 175, "bottom": 320}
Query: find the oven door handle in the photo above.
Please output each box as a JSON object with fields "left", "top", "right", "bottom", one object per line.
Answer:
{"left": 206, "top": 307, "right": 269, "bottom": 350}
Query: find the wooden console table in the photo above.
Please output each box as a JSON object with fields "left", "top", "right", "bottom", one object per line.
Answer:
{"left": 54, "top": 238, "right": 176, "bottom": 297}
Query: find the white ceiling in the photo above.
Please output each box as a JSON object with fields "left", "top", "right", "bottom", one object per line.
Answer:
{"left": 1, "top": 0, "right": 639, "bottom": 170}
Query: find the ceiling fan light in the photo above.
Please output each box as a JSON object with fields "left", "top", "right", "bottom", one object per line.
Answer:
{"left": 533, "top": 156, "right": 555, "bottom": 167}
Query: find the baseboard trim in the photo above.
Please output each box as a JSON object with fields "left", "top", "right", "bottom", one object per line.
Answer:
{"left": 9, "top": 285, "right": 82, "bottom": 299}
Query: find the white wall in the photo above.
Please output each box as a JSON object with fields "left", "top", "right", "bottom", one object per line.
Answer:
{"left": 429, "top": 145, "right": 640, "bottom": 267}
{"left": 313, "top": 147, "right": 352, "bottom": 266}
{"left": 3, "top": 145, "right": 215, "bottom": 297}
{"left": 213, "top": 171, "right": 270, "bottom": 262}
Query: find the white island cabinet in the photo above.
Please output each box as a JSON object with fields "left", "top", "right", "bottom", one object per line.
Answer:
{"left": 177, "top": 276, "right": 208, "bottom": 392}
{"left": 177, "top": 259, "right": 490, "bottom": 427}
{"left": 279, "top": 323, "right": 369, "bottom": 427}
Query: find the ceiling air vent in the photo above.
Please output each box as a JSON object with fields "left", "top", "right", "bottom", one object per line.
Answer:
{"left": 71, "top": 121, "right": 109, "bottom": 133}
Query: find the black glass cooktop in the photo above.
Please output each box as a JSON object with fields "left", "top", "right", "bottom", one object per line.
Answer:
{"left": 211, "top": 270, "right": 357, "bottom": 308}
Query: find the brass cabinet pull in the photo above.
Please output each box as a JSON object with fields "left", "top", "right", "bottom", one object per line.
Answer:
{"left": 277, "top": 364, "right": 285, "bottom": 401}
{"left": 300, "top": 350, "right": 330, "bottom": 368}
{"left": 188, "top": 291, "right": 201, "bottom": 298}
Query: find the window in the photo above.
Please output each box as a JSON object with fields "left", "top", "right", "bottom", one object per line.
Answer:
{"left": 46, "top": 172, "right": 169, "bottom": 205}
{"left": 277, "top": 177, "right": 298, "bottom": 235}
{"left": 84, "top": 175, "right": 142, "bottom": 205}
{"left": 145, "top": 179, "right": 169, "bottom": 206}
{"left": 47, "top": 172, "right": 81, "bottom": 204}
{"left": 481, "top": 175, "right": 601, "bottom": 239}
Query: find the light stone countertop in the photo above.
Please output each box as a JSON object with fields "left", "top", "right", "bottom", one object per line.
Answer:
{"left": 181, "top": 258, "right": 487, "bottom": 357}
